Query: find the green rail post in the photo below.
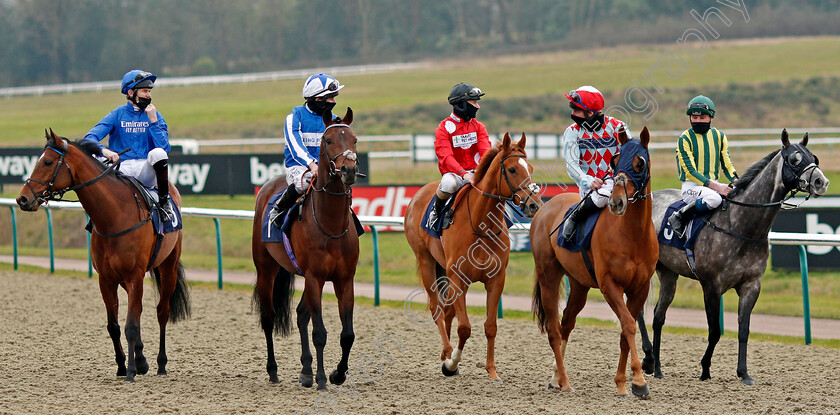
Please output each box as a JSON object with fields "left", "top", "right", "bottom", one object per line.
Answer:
{"left": 797, "top": 245, "right": 812, "bottom": 345}
{"left": 86, "top": 213, "right": 92, "bottom": 278}
{"left": 46, "top": 207, "right": 54, "bottom": 273}
{"left": 214, "top": 217, "right": 223, "bottom": 290}
{"left": 10, "top": 206, "right": 18, "bottom": 270}
{"left": 371, "top": 226, "right": 380, "bottom": 306}
{"left": 563, "top": 275, "right": 571, "bottom": 300}
{"left": 720, "top": 298, "right": 724, "bottom": 333}
{"left": 498, "top": 297, "right": 503, "bottom": 319}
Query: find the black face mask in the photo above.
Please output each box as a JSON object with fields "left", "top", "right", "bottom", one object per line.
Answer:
{"left": 453, "top": 101, "right": 478, "bottom": 121}
{"left": 691, "top": 121, "right": 711, "bottom": 135}
{"left": 308, "top": 99, "right": 336, "bottom": 116}
{"left": 571, "top": 113, "right": 604, "bottom": 132}
{"left": 135, "top": 96, "right": 152, "bottom": 110}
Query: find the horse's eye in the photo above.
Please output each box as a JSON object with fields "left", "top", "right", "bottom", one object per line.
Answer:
{"left": 790, "top": 152, "right": 802, "bottom": 165}
{"left": 508, "top": 167, "right": 517, "bottom": 174}
{"left": 44, "top": 159, "right": 53, "bottom": 166}
{"left": 354, "top": 139, "right": 358, "bottom": 144}
{"left": 636, "top": 158, "right": 646, "bottom": 172}
{"left": 325, "top": 139, "right": 332, "bottom": 145}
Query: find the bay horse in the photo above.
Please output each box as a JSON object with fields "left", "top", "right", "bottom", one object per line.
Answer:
{"left": 531, "top": 127, "right": 657, "bottom": 398}
{"left": 404, "top": 133, "right": 542, "bottom": 381}
{"left": 638, "top": 129, "right": 829, "bottom": 384}
{"left": 252, "top": 108, "right": 360, "bottom": 390}
{"left": 16, "top": 129, "right": 190, "bottom": 383}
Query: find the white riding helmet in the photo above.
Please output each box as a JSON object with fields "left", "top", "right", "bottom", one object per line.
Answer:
{"left": 302, "top": 74, "right": 344, "bottom": 99}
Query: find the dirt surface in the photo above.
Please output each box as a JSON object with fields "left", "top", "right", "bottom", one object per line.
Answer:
{"left": 1, "top": 270, "right": 839, "bottom": 415}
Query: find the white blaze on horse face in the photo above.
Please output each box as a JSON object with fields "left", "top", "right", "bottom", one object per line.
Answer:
{"left": 518, "top": 158, "right": 531, "bottom": 179}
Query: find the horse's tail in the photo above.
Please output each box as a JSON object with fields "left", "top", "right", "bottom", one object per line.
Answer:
{"left": 532, "top": 276, "right": 549, "bottom": 334}
{"left": 151, "top": 261, "right": 192, "bottom": 323}
{"left": 251, "top": 268, "right": 295, "bottom": 337}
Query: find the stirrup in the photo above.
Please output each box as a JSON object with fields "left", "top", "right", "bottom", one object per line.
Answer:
{"left": 427, "top": 210, "right": 440, "bottom": 229}
{"left": 159, "top": 201, "right": 174, "bottom": 222}
{"left": 668, "top": 215, "right": 686, "bottom": 239}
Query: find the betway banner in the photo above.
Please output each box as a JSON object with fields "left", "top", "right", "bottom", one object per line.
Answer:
{"left": 771, "top": 208, "right": 840, "bottom": 270}
{"left": 351, "top": 184, "right": 577, "bottom": 252}
{"left": 0, "top": 149, "right": 368, "bottom": 195}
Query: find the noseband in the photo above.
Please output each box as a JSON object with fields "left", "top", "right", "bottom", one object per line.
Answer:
{"left": 24, "top": 143, "right": 119, "bottom": 204}
{"left": 477, "top": 152, "right": 541, "bottom": 210}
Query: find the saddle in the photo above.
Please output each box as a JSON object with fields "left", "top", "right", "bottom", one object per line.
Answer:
{"left": 658, "top": 200, "right": 714, "bottom": 275}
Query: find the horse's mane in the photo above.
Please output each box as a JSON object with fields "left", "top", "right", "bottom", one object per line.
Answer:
{"left": 471, "top": 144, "right": 502, "bottom": 183}
{"left": 68, "top": 139, "right": 108, "bottom": 171}
{"left": 729, "top": 148, "right": 781, "bottom": 197}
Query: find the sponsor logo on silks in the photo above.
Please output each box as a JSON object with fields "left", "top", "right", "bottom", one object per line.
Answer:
{"left": 451, "top": 132, "right": 478, "bottom": 149}
{"left": 120, "top": 120, "right": 150, "bottom": 133}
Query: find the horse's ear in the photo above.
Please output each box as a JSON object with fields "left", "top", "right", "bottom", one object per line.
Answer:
{"left": 45, "top": 128, "right": 50, "bottom": 142}
{"left": 322, "top": 108, "right": 334, "bottom": 127}
{"left": 502, "top": 132, "right": 511, "bottom": 149}
{"left": 640, "top": 126, "right": 650, "bottom": 148}
{"left": 617, "top": 125, "right": 629, "bottom": 145}
{"left": 342, "top": 107, "right": 353, "bottom": 126}
{"left": 516, "top": 132, "right": 527, "bottom": 150}
{"left": 781, "top": 128, "right": 790, "bottom": 148}
{"left": 800, "top": 132, "right": 809, "bottom": 146}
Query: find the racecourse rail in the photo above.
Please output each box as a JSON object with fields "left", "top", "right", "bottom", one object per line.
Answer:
{"left": 2, "top": 198, "right": 839, "bottom": 345}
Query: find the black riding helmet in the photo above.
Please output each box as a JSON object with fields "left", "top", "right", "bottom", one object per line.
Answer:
{"left": 448, "top": 83, "right": 484, "bottom": 105}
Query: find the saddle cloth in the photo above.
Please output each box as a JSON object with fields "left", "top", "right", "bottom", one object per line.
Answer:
{"left": 555, "top": 202, "right": 602, "bottom": 252}
{"left": 658, "top": 200, "right": 712, "bottom": 251}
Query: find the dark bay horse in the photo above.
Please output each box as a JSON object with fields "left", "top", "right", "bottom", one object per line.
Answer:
{"left": 404, "top": 133, "right": 542, "bottom": 381}
{"left": 252, "top": 108, "right": 360, "bottom": 390}
{"left": 638, "top": 129, "right": 829, "bottom": 385}
{"left": 16, "top": 130, "right": 190, "bottom": 382}
{"left": 531, "top": 127, "right": 657, "bottom": 398}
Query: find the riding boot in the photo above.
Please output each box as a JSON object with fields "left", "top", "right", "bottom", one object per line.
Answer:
{"left": 269, "top": 187, "right": 302, "bottom": 229}
{"left": 426, "top": 195, "right": 448, "bottom": 229}
{"left": 667, "top": 203, "right": 697, "bottom": 239}
{"left": 153, "top": 160, "right": 174, "bottom": 222}
{"left": 561, "top": 196, "right": 600, "bottom": 242}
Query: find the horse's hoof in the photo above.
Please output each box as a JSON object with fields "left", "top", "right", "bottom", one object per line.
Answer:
{"left": 642, "top": 359, "right": 654, "bottom": 375}
{"left": 631, "top": 383, "right": 650, "bottom": 400}
{"left": 156, "top": 369, "right": 167, "bottom": 376}
{"left": 316, "top": 382, "right": 328, "bottom": 391}
{"left": 740, "top": 376, "right": 755, "bottom": 386}
{"left": 136, "top": 359, "right": 149, "bottom": 375}
{"left": 699, "top": 374, "right": 711, "bottom": 381}
{"left": 124, "top": 375, "right": 135, "bottom": 383}
{"left": 299, "top": 373, "right": 313, "bottom": 387}
{"left": 441, "top": 362, "right": 459, "bottom": 377}
{"left": 654, "top": 371, "right": 664, "bottom": 379}
{"left": 617, "top": 393, "right": 631, "bottom": 398}
{"left": 547, "top": 383, "right": 573, "bottom": 392}
{"left": 329, "top": 370, "right": 347, "bottom": 385}
{"left": 492, "top": 378, "right": 504, "bottom": 384}
{"left": 116, "top": 367, "right": 126, "bottom": 377}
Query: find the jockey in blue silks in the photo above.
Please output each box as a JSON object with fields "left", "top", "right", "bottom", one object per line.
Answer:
{"left": 83, "top": 69, "right": 174, "bottom": 221}
{"left": 269, "top": 73, "right": 344, "bottom": 228}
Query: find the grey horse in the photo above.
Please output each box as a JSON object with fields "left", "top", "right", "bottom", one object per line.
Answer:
{"left": 638, "top": 129, "right": 829, "bottom": 385}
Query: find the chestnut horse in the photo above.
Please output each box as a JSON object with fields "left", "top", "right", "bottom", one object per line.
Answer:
{"left": 252, "top": 108, "right": 360, "bottom": 390}
{"left": 16, "top": 130, "right": 190, "bottom": 383}
{"left": 404, "top": 133, "right": 542, "bottom": 381}
{"left": 531, "top": 127, "right": 657, "bottom": 398}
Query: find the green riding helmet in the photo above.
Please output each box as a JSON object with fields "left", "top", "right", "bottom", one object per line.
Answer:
{"left": 686, "top": 95, "right": 715, "bottom": 118}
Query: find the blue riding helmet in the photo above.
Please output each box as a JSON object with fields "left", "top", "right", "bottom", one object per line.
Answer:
{"left": 121, "top": 70, "right": 157, "bottom": 95}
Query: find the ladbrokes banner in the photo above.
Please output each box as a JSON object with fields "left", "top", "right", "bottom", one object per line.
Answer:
{"left": 0, "top": 149, "right": 368, "bottom": 195}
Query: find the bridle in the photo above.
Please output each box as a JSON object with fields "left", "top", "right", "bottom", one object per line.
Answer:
{"left": 309, "top": 123, "right": 362, "bottom": 241}
{"left": 24, "top": 141, "right": 121, "bottom": 204}
{"left": 610, "top": 142, "right": 651, "bottom": 203}
{"left": 707, "top": 145, "right": 822, "bottom": 242}
{"left": 473, "top": 152, "right": 541, "bottom": 210}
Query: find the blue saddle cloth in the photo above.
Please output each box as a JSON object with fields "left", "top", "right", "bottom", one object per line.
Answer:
{"left": 420, "top": 193, "right": 513, "bottom": 239}
{"left": 658, "top": 200, "right": 712, "bottom": 251}
{"left": 556, "top": 202, "right": 602, "bottom": 252}
{"left": 261, "top": 189, "right": 364, "bottom": 243}
{"left": 151, "top": 203, "right": 183, "bottom": 234}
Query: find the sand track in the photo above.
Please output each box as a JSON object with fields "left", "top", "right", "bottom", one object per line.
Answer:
{"left": 1, "top": 270, "right": 838, "bottom": 414}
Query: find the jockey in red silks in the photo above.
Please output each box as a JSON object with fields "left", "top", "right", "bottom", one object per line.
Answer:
{"left": 426, "top": 82, "right": 492, "bottom": 229}
{"left": 560, "top": 85, "right": 631, "bottom": 241}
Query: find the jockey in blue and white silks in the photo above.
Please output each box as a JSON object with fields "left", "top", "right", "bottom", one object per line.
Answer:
{"left": 270, "top": 73, "right": 344, "bottom": 228}
{"left": 84, "top": 69, "right": 174, "bottom": 221}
